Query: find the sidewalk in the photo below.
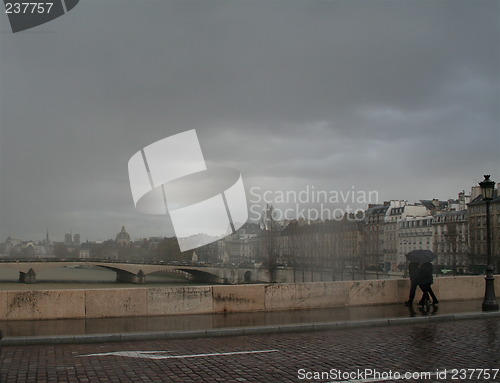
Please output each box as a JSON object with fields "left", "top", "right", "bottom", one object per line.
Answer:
{"left": 2, "top": 298, "right": 499, "bottom": 346}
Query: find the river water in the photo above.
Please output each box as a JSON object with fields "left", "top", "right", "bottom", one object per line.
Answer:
{"left": 0, "top": 264, "right": 400, "bottom": 290}
{"left": 0, "top": 265, "right": 200, "bottom": 290}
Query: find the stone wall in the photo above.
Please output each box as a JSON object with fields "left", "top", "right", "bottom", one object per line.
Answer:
{"left": 0, "top": 276, "right": 498, "bottom": 320}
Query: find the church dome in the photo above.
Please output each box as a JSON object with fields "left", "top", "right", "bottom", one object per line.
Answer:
{"left": 115, "top": 226, "right": 131, "bottom": 247}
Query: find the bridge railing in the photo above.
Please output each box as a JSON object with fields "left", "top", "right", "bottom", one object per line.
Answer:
{"left": 0, "top": 257, "right": 222, "bottom": 267}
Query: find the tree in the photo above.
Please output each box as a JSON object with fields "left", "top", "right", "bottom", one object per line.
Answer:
{"left": 156, "top": 237, "right": 186, "bottom": 263}
{"left": 90, "top": 241, "right": 115, "bottom": 259}
{"left": 260, "top": 204, "right": 279, "bottom": 282}
{"left": 53, "top": 243, "right": 69, "bottom": 258}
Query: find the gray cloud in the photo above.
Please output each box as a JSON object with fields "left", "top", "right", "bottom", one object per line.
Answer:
{"left": 0, "top": 0, "right": 498, "bottom": 241}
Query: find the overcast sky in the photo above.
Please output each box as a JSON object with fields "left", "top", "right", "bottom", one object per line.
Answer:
{"left": 0, "top": 0, "right": 499, "bottom": 242}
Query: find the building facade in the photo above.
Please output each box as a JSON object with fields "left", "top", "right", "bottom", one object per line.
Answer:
{"left": 363, "top": 204, "right": 388, "bottom": 270}
{"left": 398, "top": 216, "right": 434, "bottom": 267}
{"left": 468, "top": 191, "right": 500, "bottom": 273}
{"left": 383, "top": 201, "right": 430, "bottom": 271}
{"left": 433, "top": 210, "right": 469, "bottom": 273}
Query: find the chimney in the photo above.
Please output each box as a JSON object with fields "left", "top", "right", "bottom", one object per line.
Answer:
{"left": 470, "top": 186, "right": 481, "bottom": 201}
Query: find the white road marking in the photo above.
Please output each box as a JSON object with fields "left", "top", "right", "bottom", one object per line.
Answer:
{"left": 78, "top": 349, "right": 279, "bottom": 360}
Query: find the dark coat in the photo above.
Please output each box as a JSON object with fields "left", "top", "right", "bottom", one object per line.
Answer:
{"left": 418, "top": 262, "right": 434, "bottom": 285}
{"left": 408, "top": 262, "right": 420, "bottom": 282}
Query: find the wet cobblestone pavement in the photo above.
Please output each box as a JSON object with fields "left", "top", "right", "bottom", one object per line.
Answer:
{"left": 1, "top": 317, "right": 499, "bottom": 382}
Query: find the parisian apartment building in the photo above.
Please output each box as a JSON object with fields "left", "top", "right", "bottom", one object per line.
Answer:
{"left": 220, "top": 184, "right": 499, "bottom": 274}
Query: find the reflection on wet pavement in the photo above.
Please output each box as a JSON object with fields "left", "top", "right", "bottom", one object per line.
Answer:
{"left": 0, "top": 299, "right": 484, "bottom": 337}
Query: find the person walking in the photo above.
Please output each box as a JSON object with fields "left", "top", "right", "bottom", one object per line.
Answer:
{"left": 418, "top": 262, "right": 439, "bottom": 305}
{"left": 404, "top": 261, "right": 421, "bottom": 306}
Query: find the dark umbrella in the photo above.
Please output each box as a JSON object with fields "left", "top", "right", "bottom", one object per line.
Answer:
{"left": 405, "top": 249, "right": 436, "bottom": 263}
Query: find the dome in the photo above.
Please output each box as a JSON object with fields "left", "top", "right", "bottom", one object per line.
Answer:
{"left": 115, "top": 226, "right": 131, "bottom": 247}
{"left": 116, "top": 226, "right": 130, "bottom": 240}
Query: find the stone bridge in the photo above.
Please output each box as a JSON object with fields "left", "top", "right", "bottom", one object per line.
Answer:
{"left": 0, "top": 260, "right": 270, "bottom": 284}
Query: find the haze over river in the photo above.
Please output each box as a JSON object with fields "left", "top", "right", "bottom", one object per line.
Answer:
{"left": 0, "top": 264, "right": 398, "bottom": 291}
{"left": 0, "top": 265, "right": 199, "bottom": 290}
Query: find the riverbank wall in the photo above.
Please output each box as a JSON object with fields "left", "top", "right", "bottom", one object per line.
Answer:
{"left": 0, "top": 276, "right": 497, "bottom": 320}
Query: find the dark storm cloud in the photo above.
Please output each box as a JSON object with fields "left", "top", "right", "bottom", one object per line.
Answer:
{"left": 0, "top": 0, "right": 498, "bottom": 241}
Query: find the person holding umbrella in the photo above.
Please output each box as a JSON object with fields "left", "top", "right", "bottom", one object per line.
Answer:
{"left": 404, "top": 261, "right": 421, "bottom": 306}
{"left": 405, "top": 250, "right": 439, "bottom": 306}
{"left": 418, "top": 262, "right": 439, "bottom": 305}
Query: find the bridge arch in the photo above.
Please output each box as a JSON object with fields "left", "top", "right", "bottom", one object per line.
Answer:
{"left": 0, "top": 260, "right": 248, "bottom": 284}
{"left": 244, "top": 271, "right": 252, "bottom": 282}
{"left": 177, "top": 269, "right": 225, "bottom": 284}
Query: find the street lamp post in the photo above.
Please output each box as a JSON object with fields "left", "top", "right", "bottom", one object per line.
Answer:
{"left": 480, "top": 175, "right": 498, "bottom": 311}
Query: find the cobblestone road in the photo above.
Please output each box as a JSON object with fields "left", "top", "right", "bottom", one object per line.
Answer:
{"left": 1, "top": 318, "right": 499, "bottom": 382}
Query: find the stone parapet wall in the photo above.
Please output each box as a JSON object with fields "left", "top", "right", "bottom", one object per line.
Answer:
{"left": 0, "top": 276, "right": 497, "bottom": 321}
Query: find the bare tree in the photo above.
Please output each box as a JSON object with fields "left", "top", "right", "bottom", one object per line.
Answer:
{"left": 260, "top": 204, "right": 279, "bottom": 282}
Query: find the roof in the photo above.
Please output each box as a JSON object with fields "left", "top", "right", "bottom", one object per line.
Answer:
{"left": 434, "top": 209, "right": 468, "bottom": 217}
{"left": 468, "top": 191, "right": 500, "bottom": 205}
{"left": 238, "top": 222, "right": 262, "bottom": 234}
{"left": 364, "top": 205, "right": 389, "bottom": 215}
{"left": 420, "top": 200, "right": 449, "bottom": 210}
